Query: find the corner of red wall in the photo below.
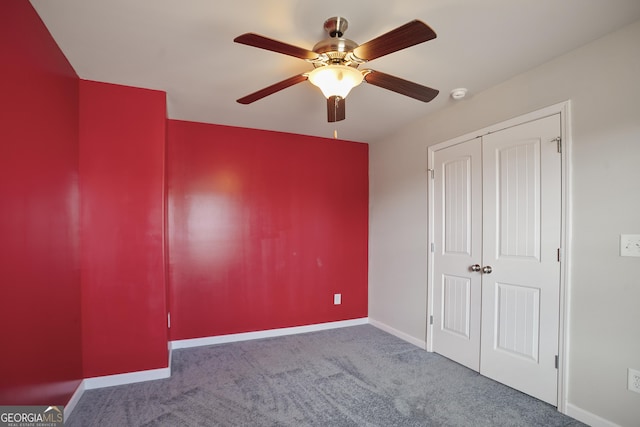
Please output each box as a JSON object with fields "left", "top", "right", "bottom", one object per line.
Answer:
{"left": 0, "top": 0, "right": 82, "bottom": 406}
{"left": 79, "top": 80, "right": 168, "bottom": 377}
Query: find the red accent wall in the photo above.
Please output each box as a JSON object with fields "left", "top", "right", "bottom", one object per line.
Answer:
{"left": 1, "top": 1, "right": 367, "bottom": 401}
{"left": 79, "top": 81, "right": 168, "bottom": 377}
{"left": 0, "top": 1, "right": 82, "bottom": 405}
{"left": 167, "top": 120, "right": 368, "bottom": 340}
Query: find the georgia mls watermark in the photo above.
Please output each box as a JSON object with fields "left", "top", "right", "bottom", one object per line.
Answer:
{"left": 0, "top": 406, "right": 64, "bottom": 427}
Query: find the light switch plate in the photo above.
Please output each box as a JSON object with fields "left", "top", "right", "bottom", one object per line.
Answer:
{"left": 620, "top": 234, "right": 640, "bottom": 257}
{"left": 334, "top": 293, "right": 341, "bottom": 305}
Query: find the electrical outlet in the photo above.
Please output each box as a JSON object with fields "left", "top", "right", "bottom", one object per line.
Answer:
{"left": 628, "top": 368, "right": 640, "bottom": 394}
{"left": 334, "top": 293, "right": 341, "bottom": 305}
{"left": 620, "top": 234, "right": 640, "bottom": 257}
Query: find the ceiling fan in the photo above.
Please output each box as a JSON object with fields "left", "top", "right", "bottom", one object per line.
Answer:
{"left": 234, "top": 17, "right": 439, "bottom": 122}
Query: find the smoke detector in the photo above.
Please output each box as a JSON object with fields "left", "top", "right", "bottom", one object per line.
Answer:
{"left": 450, "top": 88, "right": 467, "bottom": 100}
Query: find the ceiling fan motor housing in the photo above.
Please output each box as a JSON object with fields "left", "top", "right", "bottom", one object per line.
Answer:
{"left": 311, "top": 17, "right": 360, "bottom": 67}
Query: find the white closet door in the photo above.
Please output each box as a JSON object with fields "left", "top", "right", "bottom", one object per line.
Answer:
{"left": 479, "top": 114, "right": 561, "bottom": 405}
{"left": 432, "top": 138, "right": 482, "bottom": 371}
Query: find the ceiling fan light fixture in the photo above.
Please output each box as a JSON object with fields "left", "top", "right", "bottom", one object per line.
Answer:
{"left": 308, "top": 65, "right": 363, "bottom": 99}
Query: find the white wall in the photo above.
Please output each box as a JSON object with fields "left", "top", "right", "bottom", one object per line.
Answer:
{"left": 369, "top": 19, "right": 640, "bottom": 427}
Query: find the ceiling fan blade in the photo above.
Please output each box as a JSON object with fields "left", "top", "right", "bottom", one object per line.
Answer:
{"left": 234, "top": 33, "right": 320, "bottom": 60}
{"left": 352, "top": 20, "right": 436, "bottom": 61}
{"left": 364, "top": 70, "right": 439, "bottom": 102}
{"left": 237, "top": 74, "right": 308, "bottom": 104}
{"left": 327, "top": 96, "right": 346, "bottom": 122}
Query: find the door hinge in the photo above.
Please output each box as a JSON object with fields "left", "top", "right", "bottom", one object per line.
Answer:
{"left": 168, "top": 312, "right": 171, "bottom": 329}
{"left": 429, "top": 315, "right": 434, "bottom": 325}
{"left": 431, "top": 242, "right": 435, "bottom": 253}
{"left": 552, "top": 136, "right": 562, "bottom": 153}
{"left": 557, "top": 248, "right": 561, "bottom": 262}
{"left": 427, "top": 168, "right": 434, "bottom": 179}
{"left": 555, "top": 355, "right": 559, "bottom": 369}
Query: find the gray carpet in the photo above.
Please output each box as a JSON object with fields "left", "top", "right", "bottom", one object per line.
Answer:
{"left": 67, "top": 325, "right": 585, "bottom": 426}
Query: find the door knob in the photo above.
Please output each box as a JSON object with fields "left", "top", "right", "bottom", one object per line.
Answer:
{"left": 470, "top": 264, "right": 481, "bottom": 272}
{"left": 482, "top": 265, "right": 492, "bottom": 274}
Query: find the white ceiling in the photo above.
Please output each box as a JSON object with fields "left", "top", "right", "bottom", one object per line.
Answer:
{"left": 31, "top": 0, "right": 640, "bottom": 143}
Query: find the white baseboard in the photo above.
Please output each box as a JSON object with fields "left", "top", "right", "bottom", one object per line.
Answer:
{"left": 565, "top": 403, "right": 620, "bottom": 427}
{"left": 171, "top": 318, "right": 369, "bottom": 350}
{"left": 64, "top": 347, "right": 172, "bottom": 419}
{"left": 83, "top": 365, "right": 171, "bottom": 390}
{"left": 63, "top": 379, "right": 85, "bottom": 420}
{"left": 369, "top": 318, "right": 427, "bottom": 349}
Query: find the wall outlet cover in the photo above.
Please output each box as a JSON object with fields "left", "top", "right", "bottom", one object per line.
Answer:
{"left": 620, "top": 234, "right": 640, "bottom": 257}
{"left": 334, "top": 294, "right": 341, "bottom": 305}
{"left": 628, "top": 368, "right": 640, "bottom": 394}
